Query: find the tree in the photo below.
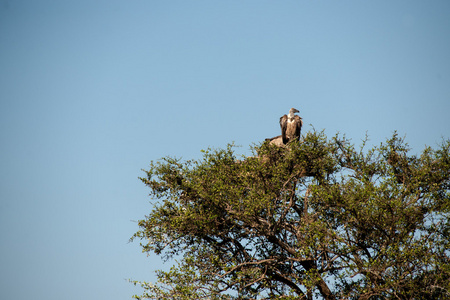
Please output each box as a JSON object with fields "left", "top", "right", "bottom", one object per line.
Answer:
{"left": 131, "top": 130, "right": 450, "bottom": 299}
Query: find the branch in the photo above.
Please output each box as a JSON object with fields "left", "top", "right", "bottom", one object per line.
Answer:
{"left": 267, "top": 268, "right": 307, "bottom": 298}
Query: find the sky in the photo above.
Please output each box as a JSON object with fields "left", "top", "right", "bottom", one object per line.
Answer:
{"left": 1, "top": 1, "right": 449, "bottom": 299}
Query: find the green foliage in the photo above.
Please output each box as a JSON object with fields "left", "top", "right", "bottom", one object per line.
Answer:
{"left": 131, "top": 130, "right": 450, "bottom": 299}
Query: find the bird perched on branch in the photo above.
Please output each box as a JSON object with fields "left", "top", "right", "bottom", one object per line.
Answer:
{"left": 280, "top": 108, "right": 303, "bottom": 144}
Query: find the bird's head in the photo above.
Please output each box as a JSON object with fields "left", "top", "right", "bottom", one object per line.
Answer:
{"left": 289, "top": 108, "right": 299, "bottom": 115}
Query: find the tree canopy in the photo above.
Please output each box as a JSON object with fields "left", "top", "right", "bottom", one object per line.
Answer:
{"left": 131, "top": 130, "right": 450, "bottom": 299}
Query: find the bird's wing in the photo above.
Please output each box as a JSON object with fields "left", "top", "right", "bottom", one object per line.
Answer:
{"left": 294, "top": 116, "right": 303, "bottom": 140}
{"left": 280, "top": 115, "right": 288, "bottom": 144}
{"left": 295, "top": 116, "right": 303, "bottom": 129}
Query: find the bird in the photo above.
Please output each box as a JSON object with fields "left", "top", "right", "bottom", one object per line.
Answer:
{"left": 280, "top": 108, "right": 303, "bottom": 144}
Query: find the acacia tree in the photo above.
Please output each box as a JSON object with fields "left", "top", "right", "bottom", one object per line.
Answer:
{"left": 131, "top": 130, "right": 450, "bottom": 299}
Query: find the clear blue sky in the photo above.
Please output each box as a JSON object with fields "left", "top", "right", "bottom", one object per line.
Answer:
{"left": 1, "top": 1, "right": 449, "bottom": 299}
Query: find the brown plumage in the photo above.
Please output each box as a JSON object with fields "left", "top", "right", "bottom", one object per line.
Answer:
{"left": 280, "top": 108, "right": 303, "bottom": 144}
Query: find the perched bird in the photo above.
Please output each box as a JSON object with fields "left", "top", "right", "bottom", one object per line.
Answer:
{"left": 280, "top": 108, "right": 303, "bottom": 144}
